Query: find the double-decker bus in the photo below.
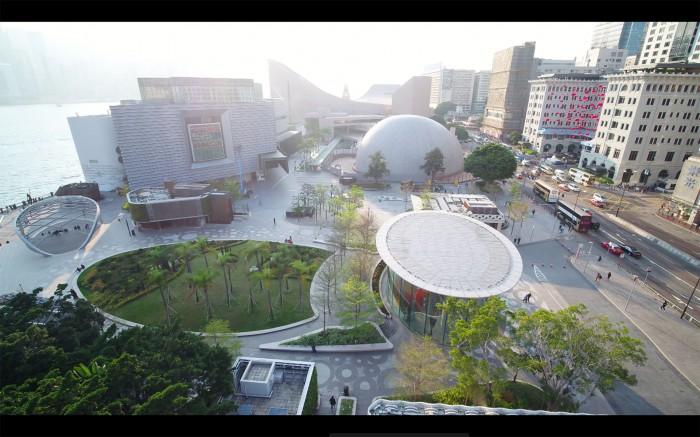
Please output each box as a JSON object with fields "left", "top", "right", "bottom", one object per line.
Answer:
{"left": 556, "top": 199, "right": 593, "bottom": 232}
{"left": 533, "top": 179, "right": 560, "bottom": 203}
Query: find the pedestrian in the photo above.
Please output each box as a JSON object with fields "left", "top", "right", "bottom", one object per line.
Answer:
{"left": 526, "top": 293, "right": 532, "bottom": 302}
{"left": 80, "top": 264, "right": 85, "bottom": 270}
{"left": 329, "top": 395, "right": 337, "bottom": 411}
{"left": 597, "top": 255, "right": 602, "bottom": 262}
{"left": 517, "top": 237, "right": 521, "bottom": 244}
{"left": 559, "top": 224, "right": 563, "bottom": 233}
{"left": 595, "top": 273, "right": 602, "bottom": 282}
{"left": 311, "top": 344, "right": 317, "bottom": 353}
{"left": 273, "top": 218, "right": 276, "bottom": 226}
{"left": 532, "top": 209, "right": 535, "bottom": 215}
{"left": 607, "top": 272, "right": 611, "bottom": 280}
{"left": 660, "top": 300, "right": 667, "bottom": 311}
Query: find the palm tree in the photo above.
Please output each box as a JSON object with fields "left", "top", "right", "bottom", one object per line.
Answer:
{"left": 193, "top": 268, "right": 218, "bottom": 321}
{"left": 196, "top": 236, "right": 210, "bottom": 268}
{"left": 290, "top": 259, "right": 310, "bottom": 313}
{"left": 258, "top": 267, "right": 276, "bottom": 320}
{"left": 216, "top": 253, "right": 237, "bottom": 309}
{"left": 223, "top": 178, "right": 245, "bottom": 215}
{"left": 175, "top": 243, "right": 199, "bottom": 302}
{"left": 147, "top": 268, "right": 171, "bottom": 323}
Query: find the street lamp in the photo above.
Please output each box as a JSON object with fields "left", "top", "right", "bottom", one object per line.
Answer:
{"left": 680, "top": 275, "right": 700, "bottom": 320}
{"left": 582, "top": 241, "right": 594, "bottom": 273}
{"left": 615, "top": 172, "right": 636, "bottom": 217}
{"left": 615, "top": 184, "right": 628, "bottom": 217}
{"left": 624, "top": 275, "right": 639, "bottom": 311}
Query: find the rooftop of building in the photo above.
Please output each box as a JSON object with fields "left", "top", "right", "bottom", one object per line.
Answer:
{"left": 375, "top": 210, "right": 522, "bottom": 299}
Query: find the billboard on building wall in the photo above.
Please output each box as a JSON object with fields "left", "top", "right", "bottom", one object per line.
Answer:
{"left": 187, "top": 123, "right": 225, "bottom": 162}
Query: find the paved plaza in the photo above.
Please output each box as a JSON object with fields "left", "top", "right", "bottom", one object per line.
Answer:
{"left": 0, "top": 152, "right": 699, "bottom": 415}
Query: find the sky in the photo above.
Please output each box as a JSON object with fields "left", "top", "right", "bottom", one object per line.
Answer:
{"left": 4, "top": 22, "right": 598, "bottom": 99}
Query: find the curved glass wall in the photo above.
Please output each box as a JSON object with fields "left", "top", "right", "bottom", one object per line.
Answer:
{"left": 381, "top": 265, "right": 451, "bottom": 345}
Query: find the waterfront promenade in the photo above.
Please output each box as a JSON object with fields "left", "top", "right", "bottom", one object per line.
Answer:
{"left": 0, "top": 158, "right": 699, "bottom": 415}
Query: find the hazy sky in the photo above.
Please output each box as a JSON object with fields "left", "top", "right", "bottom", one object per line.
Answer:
{"left": 6, "top": 22, "right": 597, "bottom": 99}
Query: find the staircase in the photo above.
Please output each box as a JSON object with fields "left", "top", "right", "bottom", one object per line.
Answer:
{"left": 379, "top": 317, "right": 396, "bottom": 337}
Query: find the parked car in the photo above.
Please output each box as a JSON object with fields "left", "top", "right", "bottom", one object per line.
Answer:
{"left": 620, "top": 244, "right": 642, "bottom": 258}
{"left": 551, "top": 175, "right": 566, "bottom": 183}
{"left": 590, "top": 199, "right": 606, "bottom": 208}
{"left": 558, "top": 183, "right": 570, "bottom": 191}
{"left": 515, "top": 172, "right": 524, "bottom": 179}
{"left": 567, "top": 183, "right": 581, "bottom": 192}
{"left": 602, "top": 241, "right": 623, "bottom": 255}
{"left": 592, "top": 193, "right": 607, "bottom": 203}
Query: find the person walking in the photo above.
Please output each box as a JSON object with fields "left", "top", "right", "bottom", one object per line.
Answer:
{"left": 597, "top": 255, "right": 602, "bottom": 262}
{"left": 532, "top": 209, "right": 535, "bottom": 215}
{"left": 595, "top": 273, "right": 602, "bottom": 282}
{"left": 311, "top": 344, "right": 317, "bottom": 354}
{"left": 329, "top": 395, "right": 337, "bottom": 412}
{"left": 660, "top": 300, "right": 667, "bottom": 311}
{"left": 607, "top": 272, "right": 612, "bottom": 280}
{"left": 273, "top": 217, "right": 276, "bottom": 226}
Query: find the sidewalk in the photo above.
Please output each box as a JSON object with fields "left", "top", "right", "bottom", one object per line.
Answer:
{"left": 569, "top": 253, "right": 700, "bottom": 394}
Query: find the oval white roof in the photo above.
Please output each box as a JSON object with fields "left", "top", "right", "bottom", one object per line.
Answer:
{"left": 376, "top": 210, "right": 523, "bottom": 298}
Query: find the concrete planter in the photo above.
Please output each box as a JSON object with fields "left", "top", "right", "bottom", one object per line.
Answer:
{"left": 337, "top": 396, "right": 356, "bottom": 415}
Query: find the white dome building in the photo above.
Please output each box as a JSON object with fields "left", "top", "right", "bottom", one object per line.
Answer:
{"left": 354, "top": 115, "right": 463, "bottom": 182}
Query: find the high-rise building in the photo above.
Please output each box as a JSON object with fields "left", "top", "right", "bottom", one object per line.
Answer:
{"left": 421, "top": 65, "right": 476, "bottom": 114}
{"left": 637, "top": 22, "right": 699, "bottom": 67}
{"left": 421, "top": 63, "right": 444, "bottom": 109}
{"left": 391, "top": 76, "right": 432, "bottom": 117}
{"left": 579, "top": 63, "right": 700, "bottom": 187}
{"left": 482, "top": 42, "right": 537, "bottom": 141}
{"left": 522, "top": 74, "right": 606, "bottom": 154}
{"left": 575, "top": 48, "right": 629, "bottom": 73}
{"left": 471, "top": 70, "right": 491, "bottom": 116}
{"left": 591, "top": 22, "right": 647, "bottom": 57}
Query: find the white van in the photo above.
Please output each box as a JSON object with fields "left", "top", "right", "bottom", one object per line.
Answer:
{"left": 554, "top": 169, "right": 567, "bottom": 179}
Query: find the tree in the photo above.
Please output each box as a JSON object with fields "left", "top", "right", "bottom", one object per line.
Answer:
{"left": 438, "top": 296, "right": 508, "bottom": 406}
{"left": 430, "top": 114, "right": 447, "bottom": 126}
{"left": 507, "top": 200, "right": 530, "bottom": 237}
{"left": 463, "top": 143, "right": 518, "bottom": 185}
{"left": 203, "top": 318, "right": 242, "bottom": 357}
{"left": 223, "top": 178, "right": 245, "bottom": 213}
{"left": 216, "top": 253, "right": 237, "bottom": 309}
{"left": 314, "top": 184, "right": 328, "bottom": 222}
{"left": 502, "top": 304, "right": 647, "bottom": 412}
{"left": 336, "top": 275, "right": 376, "bottom": 328}
{"left": 193, "top": 268, "right": 218, "bottom": 321}
{"left": 434, "top": 101, "right": 456, "bottom": 117}
{"left": 507, "top": 131, "right": 522, "bottom": 145}
{"left": 195, "top": 236, "right": 211, "bottom": 268}
{"left": 365, "top": 151, "right": 390, "bottom": 186}
{"left": 147, "top": 268, "right": 171, "bottom": 323}
{"left": 311, "top": 254, "right": 340, "bottom": 332}
{"left": 289, "top": 260, "right": 311, "bottom": 313}
{"left": 447, "top": 124, "right": 469, "bottom": 141}
{"left": 419, "top": 147, "right": 445, "bottom": 184}
{"left": 354, "top": 207, "right": 378, "bottom": 253}
{"left": 394, "top": 335, "right": 451, "bottom": 401}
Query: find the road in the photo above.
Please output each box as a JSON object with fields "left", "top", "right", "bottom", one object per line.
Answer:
{"left": 516, "top": 174, "right": 700, "bottom": 324}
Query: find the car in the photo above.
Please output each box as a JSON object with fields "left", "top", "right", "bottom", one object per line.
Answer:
{"left": 601, "top": 241, "right": 623, "bottom": 255}
{"left": 592, "top": 193, "right": 607, "bottom": 203}
{"left": 558, "top": 183, "right": 570, "bottom": 191}
{"left": 567, "top": 183, "right": 581, "bottom": 192}
{"left": 552, "top": 175, "right": 566, "bottom": 183}
{"left": 515, "top": 172, "right": 524, "bottom": 179}
{"left": 590, "top": 199, "right": 606, "bottom": 208}
{"left": 620, "top": 245, "right": 642, "bottom": 258}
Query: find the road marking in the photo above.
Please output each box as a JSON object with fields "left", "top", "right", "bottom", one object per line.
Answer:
{"left": 533, "top": 265, "right": 548, "bottom": 282}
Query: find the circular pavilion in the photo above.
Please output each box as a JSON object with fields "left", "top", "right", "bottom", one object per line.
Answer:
{"left": 354, "top": 115, "right": 463, "bottom": 182}
{"left": 376, "top": 210, "right": 523, "bottom": 344}
{"left": 14, "top": 195, "right": 101, "bottom": 256}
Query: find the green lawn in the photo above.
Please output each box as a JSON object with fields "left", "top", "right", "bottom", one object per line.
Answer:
{"left": 80, "top": 240, "right": 329, "bottom": 332}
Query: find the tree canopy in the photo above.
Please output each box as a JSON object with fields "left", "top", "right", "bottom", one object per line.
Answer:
{"left": 501, "top": 304, "right": 647, "bottom": 411}
{"left": 419, "top": 147, "right": 446, "bottom": 183}
{"left": 0, "top": 286, "right": 237, "bottom": 415}
{"left": 434, "top": 101, "right": 456, "bottom": 117}
{"left": 365, "top": 151, "right": 390, "bottom": 185}
{"left": 463, "top": 143, "right": 517, "bottom": 183}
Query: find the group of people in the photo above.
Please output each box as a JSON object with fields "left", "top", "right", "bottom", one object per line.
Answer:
{"left": 75, "top": 264, "right": 86, "bottom": 273}
{"left": 522, "top": 293, "right": 532, "bottom": 303}
{"left": 284, "top": 236, "right": 293, "bottom": 244}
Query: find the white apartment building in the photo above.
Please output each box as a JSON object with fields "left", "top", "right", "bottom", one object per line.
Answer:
{"left": 422, "top": 65, "right": 477, "bottom": 114}
{"left": 523, "top": 74, "right": 606, "bottom": 155}
{"left": 576, "top": 48, "right": 629, "bottom": 73}
{"left": 637, "top": 22, "right": 699, "bottom": 67}
{"left": 580, "top": 64, "right": 700, "bottom": 187}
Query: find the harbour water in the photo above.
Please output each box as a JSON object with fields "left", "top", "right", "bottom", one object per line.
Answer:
{"left": 0, "top": 102, "right": 118, "bottom": 208}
